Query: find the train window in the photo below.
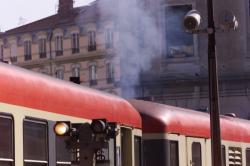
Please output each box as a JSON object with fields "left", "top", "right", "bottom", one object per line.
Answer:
{"left": 0, "top": 115, "right": 14, "bottom": 165}
{"left": 134, "top": 136, "right": 141, "bottom": 166}
{"left": 246, "top": 148, "right": 250, "bottom": 166}
{"left": 222, "top": 145, "right": 226, "bottom": 166}
{"left": 228, "top": 147, "right": 242, "bottom": 166}
{"left": 170, "top": 141, "right": 179, "bottom": 166}
{"left": 192, "top": 142, "right": 202, "bottom": 166}
{"left": 56, "top": 136, "right": 71, "bottom": 165}
{"left": 23, "top": 119, "right": 48, "bottom": 166}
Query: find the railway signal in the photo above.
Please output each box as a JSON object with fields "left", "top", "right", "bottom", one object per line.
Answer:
{"left": 54, "top": 119, "right": 117, "bottom": 166}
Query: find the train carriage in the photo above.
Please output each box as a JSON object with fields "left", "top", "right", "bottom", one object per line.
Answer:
{"left": 0, "top": 63, "right": 142, "bottom": 166}
{"left": 129, "top": 99, "right": 250, "bottom": 166}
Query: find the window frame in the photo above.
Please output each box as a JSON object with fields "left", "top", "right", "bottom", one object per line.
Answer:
{"left": 71, "top": 33, "right": 79, "bottom": 54}
{"left": 88, "top": 31, "right": 96, "bottom": 51}
{"left": 105, "top": 29, "right": 113, "bottom": 49}
{"left": 106, "top": 63, "right": 115, "bottom": 83}
{"left": 55, "top": 70, "right": 64, "bottom": 80}
{"left": 162, "top": 3, "right": 198, "bottom": 61}
{"left": 72, "top": 67, "right": 80, "bottom": 77}
{"left": 0, "top": 113, "right": 14, "bottom": 165}
{"left": 24, "top": 40, "right": 32, "bottom": 61}
{"left": 0, "top": 44, "right": 3, "bottom": 60}
{"left": 23, "top": 118, "right": 48, "bottom": 166}
{"left": 55, "top": 35, "right": 63, "bottom": 56}
{"left": 39, "top": 38, "right": 47, "bottom": 58}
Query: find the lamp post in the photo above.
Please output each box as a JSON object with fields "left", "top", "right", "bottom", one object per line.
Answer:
{"left": 206, "top": 0, "right": 223, "bottom": 165}
{"left": 184, "top": 3, "right": 238, "bottom": 166}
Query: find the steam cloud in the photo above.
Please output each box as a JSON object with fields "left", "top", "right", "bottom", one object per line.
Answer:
{"left": 96, "top": 0, "right": 161, "bottom": 98}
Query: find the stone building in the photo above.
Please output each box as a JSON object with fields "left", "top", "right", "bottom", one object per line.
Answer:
{"left": 1, "top": 0, "right": 250, "bottom": 118}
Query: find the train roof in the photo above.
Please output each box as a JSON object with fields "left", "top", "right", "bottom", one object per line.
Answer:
{"left": 129, "top": 100, "right": 250, "bottom": 143}
{"left": 0, "top": 63, "right": 141, "bottom": 128}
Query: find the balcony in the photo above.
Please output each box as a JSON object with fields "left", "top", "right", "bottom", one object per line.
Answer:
{"left": 72, "top": 48, "right": 79, "bottom": 54}
{"left": 89, "top": 80, "right": 98, "bottom": 86}
{"left": 106, "top": 77, "right": 114, "bottom": 84}
{"left": 88, "top": 45, "right": 96, "bottom": 52}
{"left": 56, "top": 50, "right": 63, "bottom": 56}
{"left": 24, "top": 54, "right": 32, "bottom": 61}
{"left": 39, "top": 52, "right": 47, "bottom": 59}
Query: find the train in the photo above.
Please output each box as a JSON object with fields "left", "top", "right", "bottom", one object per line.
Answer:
{"left": 0, "top": 62, "right": 250, "bottom": 166}
{"left": 0, "top": 63, "right": 141, "bottom": 166}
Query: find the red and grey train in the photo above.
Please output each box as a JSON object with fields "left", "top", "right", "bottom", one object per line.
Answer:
{"left": 0, "top": 63, "right": 250, "bottom": 166}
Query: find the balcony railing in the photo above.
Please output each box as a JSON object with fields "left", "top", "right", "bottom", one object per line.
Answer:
{"left": 56, "top": 50, "right": 63, "bottom": 56}
{"left": 72, "top": 48, "right": 79, "bottom": 54}
{"left": 88, "top": 45, "right": 96, "bottom": 52}
{"left": 24, "top": 54, "right": 32, "bottom": 61}
{"left": 39, "top": 52, "right": 47, "bottom": 59}
{"left": 106, "top": 77, "right": 114, "bottom": 84}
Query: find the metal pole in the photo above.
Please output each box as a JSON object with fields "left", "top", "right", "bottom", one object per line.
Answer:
{"left": 207, "top": 0, "right": 222, "bottom": 165}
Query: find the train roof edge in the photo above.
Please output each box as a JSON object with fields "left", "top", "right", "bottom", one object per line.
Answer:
{"left": 0, "top": 63, "right": 141, "bottom": 128}
{"left": 129, "top": 99, "right": 250, "bottom": 143}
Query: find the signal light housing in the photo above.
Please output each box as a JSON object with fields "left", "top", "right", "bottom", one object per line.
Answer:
{"left": 54, "top": 121, "right": 71, "bottom": 136}
{"left": 91, "top": 119, "right": 107, "bottom": 134}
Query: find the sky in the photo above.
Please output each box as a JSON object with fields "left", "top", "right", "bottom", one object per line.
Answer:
{"left": 0, "top": 0, "right": 95, "bottom": 32}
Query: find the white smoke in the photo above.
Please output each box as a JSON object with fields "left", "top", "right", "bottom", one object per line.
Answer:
{"left": 97, "top": 0, "right": 161, "bottom": 98}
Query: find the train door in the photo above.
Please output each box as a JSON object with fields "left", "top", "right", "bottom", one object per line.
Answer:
{"left": 121, "top": 127, "right": 133, "bottom": 166}
{"left": 187, "top": 137, "right": 206, "bottom": 166}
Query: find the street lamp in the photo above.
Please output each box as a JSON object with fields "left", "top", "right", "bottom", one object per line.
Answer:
{"left": 184, "top": 6, "right": 238, "bottom": 166}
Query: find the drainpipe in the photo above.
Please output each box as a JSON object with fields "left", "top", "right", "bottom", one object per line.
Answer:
{"left": 49, "top": 30, "right": 53, "bottom": 76}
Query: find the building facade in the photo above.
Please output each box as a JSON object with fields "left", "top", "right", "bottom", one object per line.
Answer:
{"left": 1, "top": 0, "right": 250, "bottom": 118}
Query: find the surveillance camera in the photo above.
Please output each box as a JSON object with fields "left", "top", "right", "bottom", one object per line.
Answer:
{"left": 219, "top": 10, "right": 238, "bottom": 31}
{"left": 183, "top": 10, "right": 201, "bottom": 31}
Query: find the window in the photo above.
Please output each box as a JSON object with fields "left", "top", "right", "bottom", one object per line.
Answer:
{"left": 88, "top": 31, "right": 96, "bottom": 51}
{"left": 170, "top": 141, "right": 179, "bottom": 166}
{"left": 0, "top": 45, "right": 3, "bottom": 60}
{"left": 24, "top": 41, "right": 32, "bottom": 61}
{"left": 55, "top": 36, "right": 63, "bottom": 56}
{"left": 10, "top": 44, "right": 17, "bottom": 62}
{"left": 0, "top": 115, "right": 14, "bottom": 166}
{"left": 39, "top": 38, "right": 47, "bottom": 58}
{"left": 134, "top": 136, "right": 141, "bottom": 166}
{"left": 106, "top": 63, "right": 114, "bottom": 83}
{"left": 56, "top": 137, "right": 71, "bottom": 165}
{"left": 56, "top": 70, "right": 64, "bottom": 80}
{"left": 105, "top": 29, "right": 113, "bottom": 49}
{"left": 71, "top": 33, "right": 79, "bottom": 54}
{"left": 229, "top": 147, "right": 242, "bottom": 166}
{"left": 246, "top": 148, "right": 250, "bottom": 166}
{"left": 72, "top": 67, "right": 80, "bottom": 77}
{"left": 192, "top": 142, "right": 202, "bottom": 166}
{"left": 165, "top": 5, "right": 194, "bottom": 58}
{"left": 23, "top": 119, "right": 48, "bottom": 166}
{"left": 89, "top": 64, "right": 97, "bottom": 86}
